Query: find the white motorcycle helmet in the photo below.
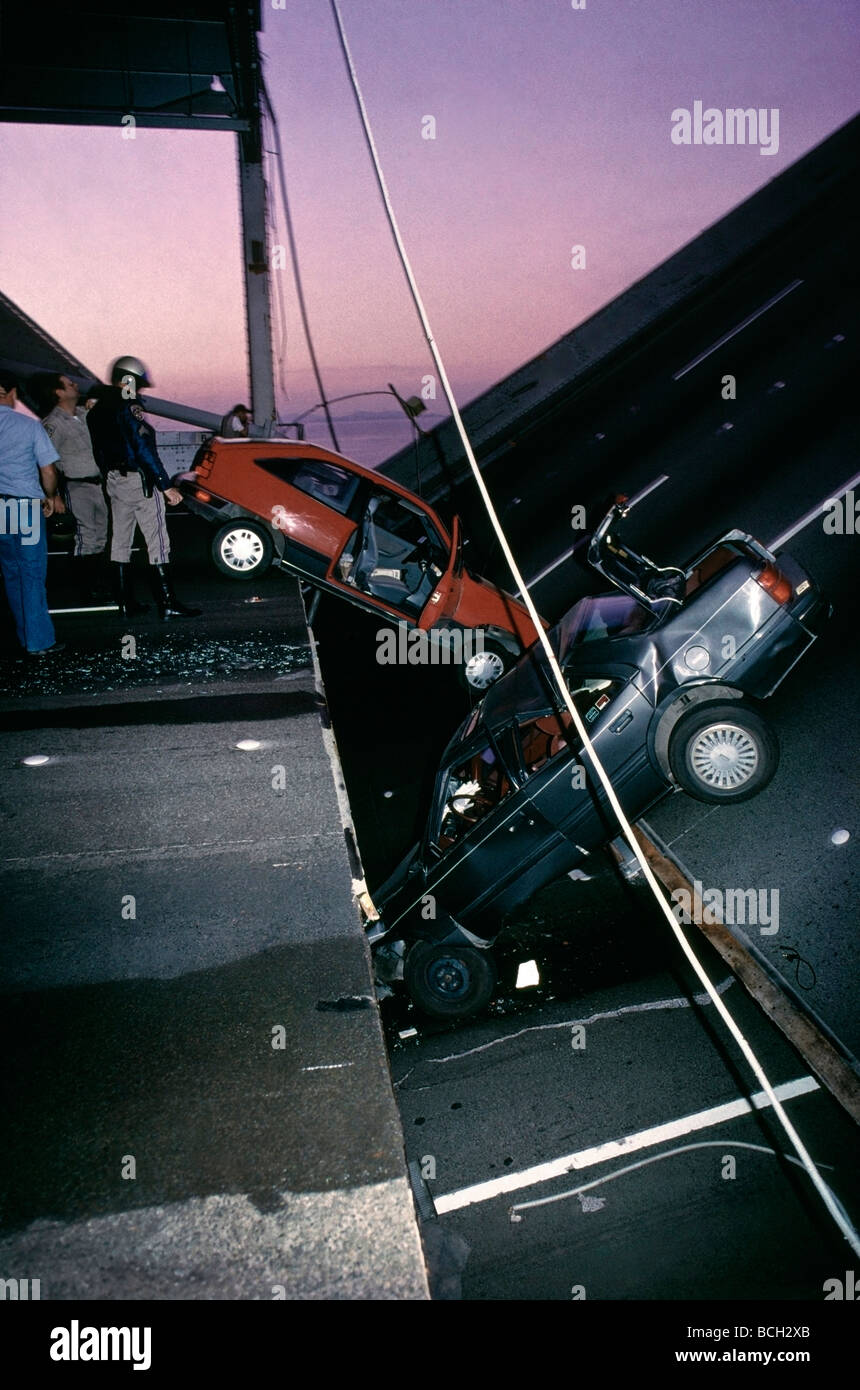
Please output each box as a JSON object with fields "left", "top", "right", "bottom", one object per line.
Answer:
{"left": 109, "top": 356, "right": 153, "bottom": 391}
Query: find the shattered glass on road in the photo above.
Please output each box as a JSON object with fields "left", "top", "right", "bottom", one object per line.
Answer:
{"left": 0, "top": 630, "right": 310, "bottom": 700}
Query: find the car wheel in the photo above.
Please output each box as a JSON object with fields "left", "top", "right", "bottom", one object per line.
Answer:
{"left": 668, "top": 702, "right": 779, "bottom": 804}
{"left": 211, "top": 520, "right": 274, "bottom": 579}
{"left": 404, "top": 941, "right": 497, "bottom": 1019}
{"left": 459, "top": 639, "right": 510, "bottom": 691}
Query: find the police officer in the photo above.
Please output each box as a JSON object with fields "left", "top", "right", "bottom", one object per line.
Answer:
{"left": 87, "top": 356, "right": 200, "bottom": 619}
{"left": 34, "top": 373, "right": 110, "bottom": 602}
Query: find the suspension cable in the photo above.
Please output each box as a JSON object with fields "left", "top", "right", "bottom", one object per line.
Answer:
{"left": 328, "top": 0, "right": 860, "bottom": 1256}
{"left": 260, "top": 70, "right": 340, "bottom": 451}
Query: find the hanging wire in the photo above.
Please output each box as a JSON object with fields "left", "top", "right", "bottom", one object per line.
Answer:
{"left": 262, "top": 138, "right": 290, "bottom": 403}
{"left": 260, "top": 66, "right": 340, "bottom": 451}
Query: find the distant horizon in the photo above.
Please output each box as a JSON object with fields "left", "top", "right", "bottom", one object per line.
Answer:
{"left": 2, "top": 0, "right": 858, "bottom": 431}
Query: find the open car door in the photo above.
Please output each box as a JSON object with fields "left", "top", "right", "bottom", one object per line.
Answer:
{"left": 588, "top": 487, "right": 686, "bottom": 613}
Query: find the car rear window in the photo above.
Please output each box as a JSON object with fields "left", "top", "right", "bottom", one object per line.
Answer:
{"left": 559, "top": 595, "right": 657, "bottom": 655}
{"left": 256, "top": 457, "right": 360, "bottom": 515}
{"left": 684, "top": 544, "right": 749, "bottom": 596}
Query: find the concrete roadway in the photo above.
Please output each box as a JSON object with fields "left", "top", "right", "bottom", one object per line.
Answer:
{"left": 0, "top": 529, "right": 428, "bottom": 1300}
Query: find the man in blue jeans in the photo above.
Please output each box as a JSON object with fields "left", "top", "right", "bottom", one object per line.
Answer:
{"left": 0, "top": 370, "right": 66, "bottom": 656}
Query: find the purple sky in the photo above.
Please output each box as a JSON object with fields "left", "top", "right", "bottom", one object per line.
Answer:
{"left": 2, "top": 0, "right": 858, "bottom": 427}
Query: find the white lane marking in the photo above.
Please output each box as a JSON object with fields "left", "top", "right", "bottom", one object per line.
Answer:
{"left": 424, "top": 977, "right": 735, "bottom": 1067}
{"left": 301, "top": 1062, "right": 355, "bottom": 1072}
{"left": 515, "top": 473, "right": 670, "bottom": 595}
{"left": 515, "top": 540, "right": 585, "bottom": 594}
{"left": 509, "top": 1138, "right": 835, "bottom": 1218}
{"left": 47, "top": 605, "right": 119, "bottom": 614}
{"left": 622, "top": 473, "right": 671, "bottom": 509}
{"left": 672, "top": 280, "right": 803, "bottom": 381}
{"left": 433, "top": 1074, "right": 818, "bottom": 1214}
{"left": 768, "top": 468, "right": 860, "bottom": 550}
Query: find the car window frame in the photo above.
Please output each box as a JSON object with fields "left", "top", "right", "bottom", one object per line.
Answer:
{"left": 426, "top": 722, "right": 520, "bottom": 859}
{"left": 255, "top": 455, "right": 363, "bottom": 517}
{"left": 513, "top": 708, "right": 575, "bottom": 782}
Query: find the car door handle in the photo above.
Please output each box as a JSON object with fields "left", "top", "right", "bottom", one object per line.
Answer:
{"left": 609, "top": 711, "right": 634, "bottom": 733}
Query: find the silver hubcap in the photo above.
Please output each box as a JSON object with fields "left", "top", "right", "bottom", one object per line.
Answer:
{"left": 464, "top": 649, "right": 505, "bottom": 689}
{"left": 689, "top": 722, "right": 759, "bottom": 790}
{"left": 221, "top": 529, "right": 264, "bottom": 571}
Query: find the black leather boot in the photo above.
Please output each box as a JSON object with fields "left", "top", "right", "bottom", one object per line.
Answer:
{"left": 74, "top": 554, "right": 98, "bottom": 603}
{"left": 113, "top": 562, "right": 149, "bottom": 617}
{"left": 77, "top": 553, "right": 112, "bottom": 603}
{"left": 151, "top": 563, "right": 201, "bottom": 619}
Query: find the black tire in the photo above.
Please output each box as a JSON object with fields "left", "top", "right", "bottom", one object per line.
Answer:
{"left": 211, "top": 520, "right": 274, "bottom": 580}
{"left": 404, "top": 941, "right": 497, "bottom": 1019}
{"left": 458, "top": 638, "right": 511, "bottom": 691}
{"left": 668, "top": 702, "right": 779, "bottom": 804}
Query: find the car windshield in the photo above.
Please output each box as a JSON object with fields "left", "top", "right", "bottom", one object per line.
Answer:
{"left": 557, "top": 594, "right": 657, "bottom": 660}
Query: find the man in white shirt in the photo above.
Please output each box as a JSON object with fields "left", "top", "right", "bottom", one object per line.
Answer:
{"left": 0, "top": 370, "right": 66, "bottom": 656}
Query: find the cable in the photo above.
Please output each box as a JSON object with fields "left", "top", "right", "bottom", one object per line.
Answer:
{"left": 262, "top": 139, "right": 290, "bottom": 402}
{"left": 329, "top": 0, "right": 860, "bottom": 1258}
{"left": 260, "top": 68, "right": 340, "bottom": 452}
{"left": 509, "top": 1140, "right": 845, "bottom": 1220}
{"left": 292, "top": 389, "right": 401, "bottom": 423}
{"left": 290, "top": 388, "right": 424, "bottom": 478}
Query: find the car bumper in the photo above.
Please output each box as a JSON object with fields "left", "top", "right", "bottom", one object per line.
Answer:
{"left": 173, "top": 478, "right": 235, "bottom": 526}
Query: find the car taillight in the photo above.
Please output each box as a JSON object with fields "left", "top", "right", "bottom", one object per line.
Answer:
{"left": 194, "top": 488, "right": 212, "bottom": 503}
{"left": 196, "top": 449, "right": 215, "bottom": 479}
{"left": 755, "top": 563, "right": 792, "bottom": 605}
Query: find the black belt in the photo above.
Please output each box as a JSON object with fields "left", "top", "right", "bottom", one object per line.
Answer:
{"left": 67, "top": 475, "right": 103, "bottom": 485}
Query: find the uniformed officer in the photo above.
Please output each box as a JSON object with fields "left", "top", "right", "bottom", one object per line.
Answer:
{"left": 87, "top": 356, "right": 200, "bottom": 619}
{"left": 34, "top": 373, "right": 109, "bottom": 601}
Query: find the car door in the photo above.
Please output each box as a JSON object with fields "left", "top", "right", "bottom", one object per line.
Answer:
{"left": 255, "top": 453, "right": 362, "bottom": 580}
{"left": 326, "top": 486, "right": 454, "bottom": 625}
{"left": 421, "top": 727, "right": 534, "bottom": 938}
{"left": 526, "top": 663, "right": 665, "bottom": 851}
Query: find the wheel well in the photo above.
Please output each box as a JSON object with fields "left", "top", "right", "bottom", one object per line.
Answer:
{"left": 216, "top": 512, "right": 285, "bottom": 559}
{"left": 651, "top": 684, "right": 747, "bottom": 779}
{"left": 430, "top": 621, "right": 518, "bottom": 658}
{"left": 402, "top": 905, "right": 494, "bottom": 949}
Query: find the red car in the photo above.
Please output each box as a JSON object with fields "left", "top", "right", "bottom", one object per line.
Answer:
{"left": 176, "top": 439, "right": 544, "bottom": 687}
